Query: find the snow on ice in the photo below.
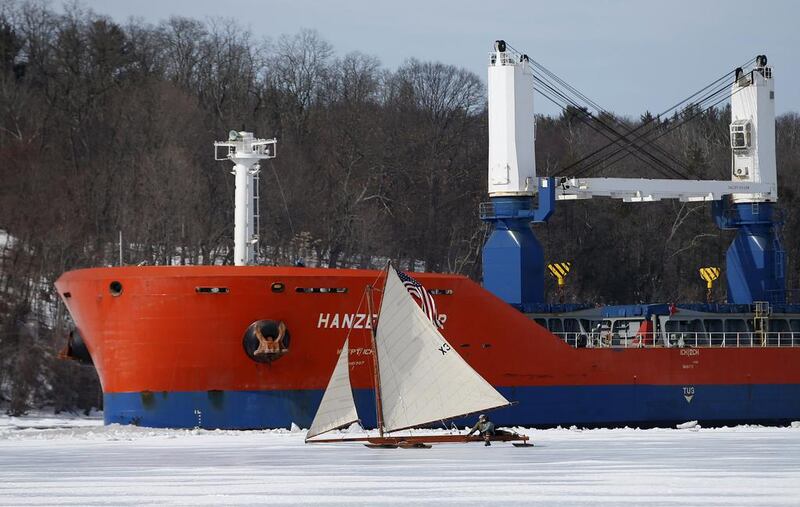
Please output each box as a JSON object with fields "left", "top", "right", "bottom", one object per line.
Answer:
{"left": 1, "top": 413, "right": 799, "bottom": 506}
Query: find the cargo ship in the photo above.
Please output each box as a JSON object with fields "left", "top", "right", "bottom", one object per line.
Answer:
{"left": 55, "top": 43, "right": 800, "bottom": 429}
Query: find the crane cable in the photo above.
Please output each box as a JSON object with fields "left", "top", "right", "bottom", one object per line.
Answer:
{"left": 505, "top": 42, "right": 698, "bottom": 177}
{"left": 568, "top": 77, "right": 736, "bottom": 178}
{"left": 532, "top": 57, "right": 695, "bottom": 175}
{"left": 532, "top": 74, "right": 690, "bottom": 179}
{"left": 575, "top": 78, "right": 752, "bottom": 180}
{"left": 531, "top": 72, "right": 693, "bottom": 179}
{"left": 521, "top": 45, "right": 756, "bottom": 178}
{"left": 565, "top": 63, "right": 755, "bottom": 178}
{"left": 500, "top": 41, "right": 757, "bottom": 179}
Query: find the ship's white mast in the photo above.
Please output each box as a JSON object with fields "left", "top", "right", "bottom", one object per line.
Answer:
{"left": 214, "top": 131, "right": 277, "bottom": 266}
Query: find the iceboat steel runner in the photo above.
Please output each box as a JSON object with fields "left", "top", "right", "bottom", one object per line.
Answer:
{"left": 305, "top": 266, "right": 530, "bottom": 447}
{"left": 55, "top": 42, "right": 800, "bottom": 430}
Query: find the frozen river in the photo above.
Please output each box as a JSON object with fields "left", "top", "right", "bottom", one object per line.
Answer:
{"left": 1, "top": 414, "right": 799, "bottom": 506}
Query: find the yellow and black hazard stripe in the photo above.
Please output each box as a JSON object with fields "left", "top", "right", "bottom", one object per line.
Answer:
{"left": 547, "top": 262, "right": 571, "bottom": 286}
{"left": 699, "top": 267, "right": 721, "bottom": 289}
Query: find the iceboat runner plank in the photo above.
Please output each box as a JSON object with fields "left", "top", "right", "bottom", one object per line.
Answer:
{"left": 307, "top": 432, "right": 531, "bottom": 445}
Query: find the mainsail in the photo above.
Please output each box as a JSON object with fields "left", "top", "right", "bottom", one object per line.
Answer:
{"left": 376, "top": 268, "right": 510, "bottom": 433}
{"left": 306, "top": 338, "right": 359, "bottom": 440}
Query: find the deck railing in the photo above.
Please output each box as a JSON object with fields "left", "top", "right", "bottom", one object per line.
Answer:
{"left": 555, "top": 331, "right": 800, "bottom": 349}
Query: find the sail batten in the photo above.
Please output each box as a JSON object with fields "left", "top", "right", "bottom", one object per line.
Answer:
{"left": 375, "top": 268, "right": 510, "bottom": 433}
{"left": 306, "top": 337, "right": 359, "bottom": 440}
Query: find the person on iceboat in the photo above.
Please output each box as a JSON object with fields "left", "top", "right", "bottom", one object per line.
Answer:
{"left": 468, "top": 414, "right": 495, "bottom": 446}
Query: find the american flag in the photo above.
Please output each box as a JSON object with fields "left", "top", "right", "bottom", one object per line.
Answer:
{"left": 396, "top": 269, "right": 443, "bottom": 329}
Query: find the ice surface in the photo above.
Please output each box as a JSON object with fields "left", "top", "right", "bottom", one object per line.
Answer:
{"left": 1, "top": 414, "right": 799, "bottom": 506}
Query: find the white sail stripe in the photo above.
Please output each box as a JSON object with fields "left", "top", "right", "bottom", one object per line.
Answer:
{"left": 376, "top": 268, "right": 509, "bottom": 432}
{"left": 306, "top": 338, "right": 359, "bottom": 440}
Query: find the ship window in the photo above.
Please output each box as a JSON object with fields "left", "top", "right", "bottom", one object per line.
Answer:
{"left": 768, "top": 319, "right": 789, "bottom": 333}
{"left": 534, "top": 318, "right": 547, "bottom": 328}
{"left": 666, "top": 319, "right": 703, "bottom": 332}
{"left": 730, "top": 121, "right": 752, "bottom": 150}
{"left": 271, "top": 282, "right": 285, "bottom": 293}
{"left": 580, "top": 319, "right": 601, "bottom": 334}
{"left": 689, "top": 319, "right": 707, "bottom": 345}
{"left": 725, "top": 319, "right": 748, "bottom": 333}
{"left": 429, "top": 289, "right": 453, "bottom": 295}
{"left": 612, "top": 320, "right": 635, "bottom": 338}
{"left": 767, "top": 319, "right": 790, "bottom": 346}
{"left": 196, "top": 287, "right": 229, "bottom": 294}
{"left": 705, "top": 319, "right": 724, "bottom": 346}
{"left": 548, "top": 319, "right": 564, "bottom": 334}
{"left": 295, "top": 287, "right": 348, "bottom": 294}
{"left": 564, "top": 319, "right": 580, "bottom": 334}
{"left": 665, "top": 320, "right": 680, "bottom": 333}
{"left": 109, "top": 281, "right": 123, "bottom": 297}
{"left": 790, "top": 320, "right": 800, "bottom": 333}
{"left": 563, "top": 319, "right": 581, "bottom": 345}
{"left": 665, "top": 319, "right": 705, "bottom": 345}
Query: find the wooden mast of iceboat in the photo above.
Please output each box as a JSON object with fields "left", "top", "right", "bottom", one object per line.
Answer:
{"left": 366, "top": 284, "right": 386, "bottom": 438}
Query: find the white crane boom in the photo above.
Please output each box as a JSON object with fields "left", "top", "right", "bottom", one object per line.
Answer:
{"left": 555, "top": 177, "right": 775, "bottom": 203}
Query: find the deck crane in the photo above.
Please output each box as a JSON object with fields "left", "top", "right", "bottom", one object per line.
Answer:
{"left": 481, "top": 41, "right": 783, "bottom": 308}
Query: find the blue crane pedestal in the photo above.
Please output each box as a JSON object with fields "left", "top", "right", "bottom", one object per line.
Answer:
{"left": 480, "top": 182, "right": 787, "bottom": 309}
{"left": 480, "top": 178, "right": 555, "bottom": 310}
{"left": 714, "top": 199, "right": 786, "bottom": 305}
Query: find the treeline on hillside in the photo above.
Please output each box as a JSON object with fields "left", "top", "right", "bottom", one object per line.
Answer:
{"left": 1, "top": 2, "right": 799, "bottom": 414}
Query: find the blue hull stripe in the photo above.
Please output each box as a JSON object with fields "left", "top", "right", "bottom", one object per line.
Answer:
{"left": 104, "top": 384, "right": 800, "bottom": 429}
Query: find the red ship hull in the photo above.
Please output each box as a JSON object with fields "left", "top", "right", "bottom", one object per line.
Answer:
{"left": 55, "top": 265, "right": 800, "bottom": 429}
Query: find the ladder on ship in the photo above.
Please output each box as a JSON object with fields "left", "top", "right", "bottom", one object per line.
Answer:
{"left": 753, "top": 301, "right": 770, "bottom": 346}
{"left": 252, "top": 172, "right": 261, "bottom": 261}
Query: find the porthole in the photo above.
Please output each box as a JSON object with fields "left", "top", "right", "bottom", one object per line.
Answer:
{"left": 109, "top": 281, "right": 123, "bottom": 297}
{"left": 195, "top": 287, "right": 230, "bottom": 294}
{"left": 295, "top": 287, "right": 348, "bottom": 294}
{"left": 271, "top": 282, "right": 285, "bottom": 293}
{"left": 429, "top": 289, "right": 454, "bottom": 295}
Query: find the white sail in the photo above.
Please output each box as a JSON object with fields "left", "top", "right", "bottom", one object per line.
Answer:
{"left": 306, "top": 338, "right": 359, "bottom": 440}
{"left": 376, "top": 268, "right": 510, "bottom": 433}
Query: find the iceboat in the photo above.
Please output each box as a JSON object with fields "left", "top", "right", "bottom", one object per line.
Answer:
{"left": 305, "top": 265, "right": 531, "bottom": 448}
